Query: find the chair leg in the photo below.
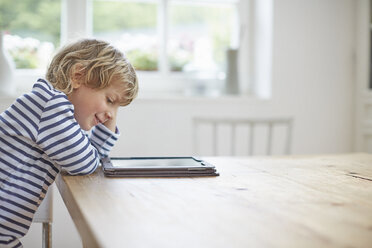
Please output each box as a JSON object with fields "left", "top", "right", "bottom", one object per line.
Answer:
{"left": 42, "top": 222, "right": 52, "bottom": 248}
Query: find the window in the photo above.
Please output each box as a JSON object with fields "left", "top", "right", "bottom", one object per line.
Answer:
{"left": 0, "top": 0, "right": 61, "bottom": 69}
{"left": 168, "top": 2, "right": 237, "bottom": 73}
{"left": 3, "top": 0, "right": 273, "bottom": 97}
{"left": 92, "top": 0, "right": 240, "bottom": 95}
{"left": 92, "top": 1, "right": 158, "bottom": 71}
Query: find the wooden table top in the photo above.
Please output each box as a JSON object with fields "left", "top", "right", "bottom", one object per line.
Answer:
{"left": 56, "top": 153, "right": 372, "bottom": 248}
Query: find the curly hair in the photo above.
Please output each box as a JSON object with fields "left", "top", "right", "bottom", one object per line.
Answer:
{"left": 46, "top": 39, "right": 138, "bottom": 106}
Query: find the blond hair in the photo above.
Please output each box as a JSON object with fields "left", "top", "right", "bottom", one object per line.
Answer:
{"left": 46, "top": 39, "right": 138, "bottom": 106}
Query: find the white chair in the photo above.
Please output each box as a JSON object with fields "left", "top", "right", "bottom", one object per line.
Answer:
{"left": 33, "top": 186, "right": 53, "bottom": 248}
{"left": 193, "top": 117, "right": 293, "bottom": 156}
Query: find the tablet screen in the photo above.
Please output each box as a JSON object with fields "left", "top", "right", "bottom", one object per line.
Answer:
{"left": 110, "top": 158, "right": 204, "bottom": 169}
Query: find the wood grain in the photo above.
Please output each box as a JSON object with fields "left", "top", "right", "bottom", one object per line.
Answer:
{"left": 56, "top": 153, "right": 372, "bottom": 248}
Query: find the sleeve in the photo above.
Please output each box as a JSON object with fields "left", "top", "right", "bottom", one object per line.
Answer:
{"left": 35, "top": 94, "right": 118, "bottom": 175}
{"left": 90, "top": 124, "right": 120, "bottom": 158}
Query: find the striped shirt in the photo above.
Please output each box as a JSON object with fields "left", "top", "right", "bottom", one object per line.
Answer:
{"left": 0, "top": 79, "right": 119, "bottom": 247}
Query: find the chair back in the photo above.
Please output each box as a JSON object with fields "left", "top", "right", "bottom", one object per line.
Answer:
{"left": 193, "top": 117, "right": 293, "bottom": 156}
{"left": 33, "top": 186, "right": 53, "bottom": 248}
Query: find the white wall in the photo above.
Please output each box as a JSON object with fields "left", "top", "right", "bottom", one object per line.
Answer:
{"left": 109, "top": 0, "right": 355, "bottom": 157}
{"left": 4, "top": 0, "right": 356, "bottom": 247}
{"left": 271, "top": 0, "right": 355, "bottom": 153}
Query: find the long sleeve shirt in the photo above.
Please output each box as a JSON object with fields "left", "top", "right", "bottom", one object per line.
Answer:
{"left": 0, "top": 79, "right": 119, "bottom": 247}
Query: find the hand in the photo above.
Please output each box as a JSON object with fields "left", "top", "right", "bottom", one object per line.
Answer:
{"left": 103, "top": 108, "right": 118, "bottom": 132}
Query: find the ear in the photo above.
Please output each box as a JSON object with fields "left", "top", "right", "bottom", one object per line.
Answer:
{"left": 71, "top": 63, "right": 85, "bottom": 89}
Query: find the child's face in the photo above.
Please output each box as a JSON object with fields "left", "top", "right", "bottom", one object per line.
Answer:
{"left": 68, "top": 78, "right": 125, "bottom": 131}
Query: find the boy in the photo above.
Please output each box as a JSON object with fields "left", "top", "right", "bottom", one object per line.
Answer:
{"left": 0, "top": 39, "right": 138, "bottom": 247}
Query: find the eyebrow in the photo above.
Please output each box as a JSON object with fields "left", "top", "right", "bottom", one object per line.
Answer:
{"left": 113, "top": 93, "right": 121, "bottom": 103}
{"left": 113, "top": 92, "right": 127, "bottom": 105}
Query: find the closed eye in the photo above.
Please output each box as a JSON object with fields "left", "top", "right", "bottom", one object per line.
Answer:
{"left": 107, "top": 97, "right": 114, "bottom": 104}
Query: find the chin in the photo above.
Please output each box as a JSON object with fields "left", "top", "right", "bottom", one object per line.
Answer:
{"left": 80, "top": 124, "right": 92, "bottom": 131}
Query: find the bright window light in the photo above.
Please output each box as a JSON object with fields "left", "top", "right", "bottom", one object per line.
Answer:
{"left": 0, "top": 0, "right": 61, "bottom": 69}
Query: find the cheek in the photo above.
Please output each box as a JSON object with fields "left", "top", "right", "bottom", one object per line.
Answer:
{"left": 76, "top": 100, "right": 97, "bottom": 118}
{"left": 74, "top": 107, "right": 88, "bottom": 121}
{"left": 90, "top": 99, "right": 107, "bottom": 112}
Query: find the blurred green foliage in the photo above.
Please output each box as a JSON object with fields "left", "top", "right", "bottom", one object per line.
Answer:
{"left": 0, "top": 0, "right": 60, "bottom": 68}
{"left": 0, "top": 0, "right": 61, "bottom": 45}
{"left": 0, "top": 0, "right": 233, "bottom": 71}
{"left": 170, "top": 4, "right": 233, "bottom": 66}
{"left": 126, "top": 49, "right": 158, "bottom": 71}
{"left": 93, "top": 1, "right": 157, "bottom": 31}
{"left": 9, "top": 47, "right": 38, "bottom": 68}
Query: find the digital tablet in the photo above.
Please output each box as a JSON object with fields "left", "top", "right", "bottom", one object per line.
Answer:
{"left": 101, "top": 157, "right": 219, "bottom": 177}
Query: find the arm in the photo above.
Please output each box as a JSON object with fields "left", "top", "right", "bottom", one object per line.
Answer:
{"left": 36, "top": 95, "right": 118, "bottom": 175}
{"left": 90, "top": 123, "right": 119, "bottom": 158}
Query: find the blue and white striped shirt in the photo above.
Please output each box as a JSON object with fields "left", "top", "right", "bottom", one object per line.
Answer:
{"left": 0, "top": 79, "right": 119, "bottom": 247}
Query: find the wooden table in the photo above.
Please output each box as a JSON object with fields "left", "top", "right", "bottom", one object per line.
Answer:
{"left": 56, "top": 153, "right": 372, "bottom": 248}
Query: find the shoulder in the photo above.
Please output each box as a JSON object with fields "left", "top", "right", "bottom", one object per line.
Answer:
{"left": 28, "top": 79, "right": 73, "bottom": 113}
{"left": 31, "top": 79, "right": 65, "bottom": 99}
{"left": 2, "top": 79, "right": 72, "bottom": 121}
